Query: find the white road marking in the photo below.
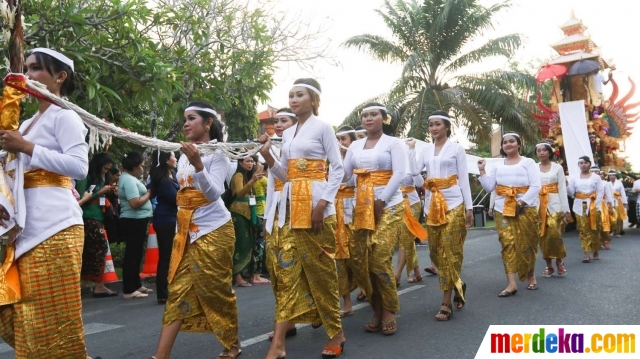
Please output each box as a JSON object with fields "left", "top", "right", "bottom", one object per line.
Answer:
{"left": 240, "top": 284, "right": 425, "bottom": 348}
{"left": 0, "top": 322, "right": 123, "bottom": 353}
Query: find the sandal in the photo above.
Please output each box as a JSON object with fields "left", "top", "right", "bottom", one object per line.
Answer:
{"left": 311, "top": 322, "right": 323, "bottom": 329}
{"left": 321, "top": 337, "right": 346, "bottom": 358}
{"left": 498, "top": 289, "right": 517, "bottom": 297}
{"left": 381, "top": 318, "right": 397, "bottom": 335}
{"left": 593, "top": 253, "right": 600, "bottom": 260}
{"left": 527, "top": 283, "right": 538, "bottom": 290}
{"left": 582, "top": 257, "right": 590, "bottom": 263}
{"left": 356, "top": 292, "right": 367, "bottom": 302}
{"left": 407, "top": 275, "right": 422, "bottom": 283}
{"left": 453, "top": 282, "right": 466, "bottom": 309}
{"left": 123, "top": 291, "right": 148, "bottom": 299}
{"left": 424, "top": 266, "right": 438, "bottom": 275}
{"left": 268, "top": 327, "right": 297, "bottom": 341}
{"left": 603, "top": 243, "right": 611, "bottom": 250}
{"left": 217, "top": 343, "right": 242, "bottom": 359}
{"left": 364, "top": 318, "right": 381, "bottom": 332}
{"left": 436, "top": 303, "right": 452, "bottom": 321}
{"left": 93, "top": 290, "right": 118, "bottom": 298}
{"left": 235, "top": 282, "right": 253, "bottom": 287}
{"left": 137, "top": 286, "right": 154, "bottom": 294}
{"left": 542, "top": 267, "right": 554, "bottom": 278}
{"left": 557, "top": 261, "right": 567, "bottom": 276}
{"left": 339, "top": 309, "right": 354, "bottom": 318}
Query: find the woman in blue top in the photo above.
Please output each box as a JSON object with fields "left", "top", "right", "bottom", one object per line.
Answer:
{"left": 118, "top": 152, "right": 154, "bottom": 299}
{"left": 150, "top": 150, "right": 179, "bottom": 304}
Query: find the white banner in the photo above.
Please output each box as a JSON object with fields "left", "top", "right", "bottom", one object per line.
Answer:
{"left": 466, "top": 154, "right": 504, "bottom": 175}
{"left": 559, "top": 101, "right": 593, "bottom": 176}
{"left": 476, "top": 325, "right": 638, "bottom": 358}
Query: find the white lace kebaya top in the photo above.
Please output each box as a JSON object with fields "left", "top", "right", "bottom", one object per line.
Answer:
{"left": 270, "top": 115, "right": 344, "bottom": 225}
{"left": 176, "top": 151, "right": 231, "bottom": 242}
{"left": 479, "top": 157, "right": 541, "bottom": 214}
{"left": 408, "top": 140, "right": 473, "bottom": 215}
{"left": 343, "top": 134, "right": 406, "bottom": 209}
{"left": 609, "top": 179, "right": 628, "bottom": 206}
{"left": 539, "top": 162, "right": 570, "bottom": 214}
{"left": 567, "top": 174, "right": 606, "bottom": 215}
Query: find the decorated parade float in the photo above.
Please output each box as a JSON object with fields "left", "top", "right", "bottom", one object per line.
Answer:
{"left": 532, "top": 12, "right": 638, "bottom": 183}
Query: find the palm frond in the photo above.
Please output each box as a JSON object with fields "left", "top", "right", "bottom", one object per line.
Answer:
{"left": 342, "top": 34, "right": 406, "bottom": 63}
{"left": 443, "top": 34, "right": 522, "bottom": 75}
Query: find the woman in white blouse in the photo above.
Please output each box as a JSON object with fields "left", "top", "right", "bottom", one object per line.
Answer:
{"left": 407, "top": 111, "right": 473, "bottom": 321}
{"left": 259, "top": 79, "right": 345, "bottom": 359}
{"left": 264, "top": 108, "right": 298, "bottom": 341}
{"left": 567, "top": 157, "right": 606, "bottom": 263}
{"left": 151, "top": 102, "right": 240, "bottom": 359}
{"left": 478, "top": 133, "right": 541, "bottom": 297}
{"left": 342, "top": 102, "right": 406, "bottom": 335}
{"left": 0, "top": 49, "right": 91, "bottom": 357}
{"left": 535, "top": 143, "right": 571, "bottom": 278}
{"left": 607, "top": 169, "right": 628, "bottom": 238}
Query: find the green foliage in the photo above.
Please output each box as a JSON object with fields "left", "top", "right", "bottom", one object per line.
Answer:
{"left": 342, "top": 0, "right": 540, "bottom": 142}
{"left": 1, "top": 0, "right": 329, "bottom": 160}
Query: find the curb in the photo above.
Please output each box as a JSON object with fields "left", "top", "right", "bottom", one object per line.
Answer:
{"left": 469, "top": 226, "right": 496, "bottom": 231}
{"left": 82, "top": 276, "right": 157, "bottom": 298}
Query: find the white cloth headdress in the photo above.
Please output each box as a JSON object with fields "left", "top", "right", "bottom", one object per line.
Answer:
{"left": 291, "top": 83, "right": 321, "bottom": 96}
{"left": 185, "top": 106, "right": 220, "bottom": 120}
{"left": 31, "top": 48, "right": 74, "bottom": 71}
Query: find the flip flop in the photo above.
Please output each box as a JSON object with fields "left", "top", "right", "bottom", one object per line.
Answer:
{"left": 339, "top": 309, "right": 354, "bottom": 318}
{"left": 235, "top": 282, "right": 253, "bottom": 287}
{"left": 527, "top": 283, "right": 538, "bottom": 290}
{"left": 407, "top": 275, "right": 422, "bottom": 283}
{"left": 137, "top": 286, "right": 154, "bottom": 294}
{"left": 356, "top": 292, "right": 367, "bottom": 302}
{"left": 250, "top": 279, "right": 271, "bottom": 285}
{"left": 424, "top": 266, "right": 438, "bottom": 275}
{"left": 123, "top": 291, "right": 148, "bottom": 299}
{"left": 93, "top": 291, "right": 118, "bottom": 298}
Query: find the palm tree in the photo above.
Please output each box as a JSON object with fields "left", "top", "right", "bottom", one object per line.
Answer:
{"left": 342, "top": 0, "right": 539, "bottom": 142}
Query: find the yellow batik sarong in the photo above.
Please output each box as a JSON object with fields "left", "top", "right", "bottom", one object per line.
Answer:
{"left": 427, "top": 204, "right": 466, "bottom": 299}
{"left": 287, "top": 158, "right": 327, "bottom": 229}
{"left": 494, "top": 208, "right": 540, "bottom": 282}
{"left": 0, "top": 226, "right": 87, "bottom": 359}
{"left": 265, "top": 179, "right": 286, "bottom": 297}
{"left": 169, "top": 188, "right": 211, "bottom": 283}
{"left": 273, "top": 214, "right": 342, "bottom": 338}
{"left": 576, "top": 205, "right": 601, "bottom": 253}
{"left": 398, "top": 201, "right": 421, "bottom": 276}
{"left": 540, "top": 212, "right": 567, "bottom": 259}
{"left": 346, "top": 227, "right": 373, "bottom": 299}
{"left": 162, "top": 221, "right": 239, "bottom": 349}
{"left": 364, "top": 203, "right": 404, "bottom": 313}
{"left": 335, "top": 186, "right": 355, "bottom": 259}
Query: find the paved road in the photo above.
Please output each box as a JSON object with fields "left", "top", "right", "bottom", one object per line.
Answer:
{"left": 1, "top": 227, "right": 638, "bottom": 359}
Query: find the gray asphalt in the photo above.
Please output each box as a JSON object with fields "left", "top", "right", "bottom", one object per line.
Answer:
{"left": 1, "top": 226, "right": 638, "bottom": 359}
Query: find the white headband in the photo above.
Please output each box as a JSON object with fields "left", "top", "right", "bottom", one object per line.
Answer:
{"left": 608, "top": 170, "right": 617, "bottom": 174}
{"left": 185, "top": 106, "right": 220, "bottom": 119}
{"left": 336, "top": 130, "right": 355, "bottom": 136}
{"left": 31, "top": 48, "right": 74, "bottom": 71}
{"left": 276, "top": 112, "right": 296, "bottom": 118}
{"left": 291, "top": 83, "right": 321, "bottom": 96}
{"left": 503, "top": 132, "right": 520, "bottom": 139}
{"left": 428, "top": 114, "right": 451, "bottom": 122}
{"left": 362, "top": 106, "right": 387, "bottom": 113}
{"left": 535, "top": 142, "right": 550, "bottom": 148}
{"left": 355, "top": 129, "right": 367, "bottom": 133}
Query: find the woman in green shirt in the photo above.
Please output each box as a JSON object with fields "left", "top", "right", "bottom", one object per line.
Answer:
{"left": 75, "top": 153, "right": 118, "bottom": 297}
{"left": 230, "top": 156, "right": 270, "bottom": 286}
{"left": 118, "top": 152, "right": 154, "bottom": 299}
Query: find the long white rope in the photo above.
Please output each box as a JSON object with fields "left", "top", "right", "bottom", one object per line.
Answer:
{"left": 20, "top": 76, "right": 280, "bottom": 158}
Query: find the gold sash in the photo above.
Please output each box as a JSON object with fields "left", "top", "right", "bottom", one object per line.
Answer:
{"left": 287, "top": 158, "right": 327, "bottom": 229}
{"left": 23, "top": 169, "right": 72, "bottom": 189}
{"left": 496, "top": 185, "right": 529, "bottom": 217}
{"left": 613, "top": 192, "right": 628, "bottom": 220}
{"left": 575, "top": 191, "right": 597, "bottom": 230}
{"left": 353, "top": 170, "right": 392, "bottom": 231}
{"left": 538, "top": 183, "right": 559, "bottom": 236}
{"left": 168, "top": 188, "right": 211, "bottom": 283}
{"left": 601, "top": 200, "right": 611, "bottom": 232}
{"left": 400, "top": 186, "right": 428, "bottom": 240}
{"left": 335, "top": 185, "right": 355, "bottom": 258}
{"left": 274, "top": 178, "right": 285, "bottom": 192}
{"left": 424, "top": 175, "right": 458, "bottom": 226}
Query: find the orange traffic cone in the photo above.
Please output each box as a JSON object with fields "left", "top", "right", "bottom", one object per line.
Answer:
{"left": 140, "top": 224, "right": 159, "bottom": 278}
{"left": 103, "top": 239, "right": 119, "bottom": 283}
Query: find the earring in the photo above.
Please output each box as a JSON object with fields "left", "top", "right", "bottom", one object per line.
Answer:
{"left": 56, "top": 80, "right": 61, "bottom": 83}
{"left": 205, "top": 126, "right": 211, "bottom": 130}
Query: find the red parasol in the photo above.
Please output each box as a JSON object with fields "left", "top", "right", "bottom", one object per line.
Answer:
{"left": 535, "top": 64, "right": 568, "bottom": 83}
